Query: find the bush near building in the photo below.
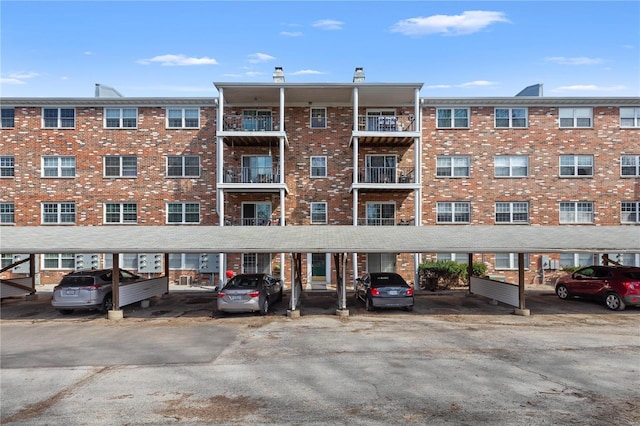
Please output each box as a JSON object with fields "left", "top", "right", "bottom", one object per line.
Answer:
{"left": 419, "top": 260, "right": 488, "bottom": 291}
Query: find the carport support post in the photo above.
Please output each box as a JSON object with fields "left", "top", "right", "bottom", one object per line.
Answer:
{"left": 513, "top": 252, "right": 531, "bottom": 316}
{"left": 164, "top": 252, "right": 170, "bottom": 294}
{"left": 108, "top": 253, "right": 124, "bottom": 320}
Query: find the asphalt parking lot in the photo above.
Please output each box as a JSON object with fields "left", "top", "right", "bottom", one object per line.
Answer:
{"left": 1, "top": 284, "right": 639, "bottom": 425}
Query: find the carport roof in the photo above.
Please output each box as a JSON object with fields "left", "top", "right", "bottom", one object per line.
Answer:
{"left": 1, "top": 225, "right": 638, "bottom": 254}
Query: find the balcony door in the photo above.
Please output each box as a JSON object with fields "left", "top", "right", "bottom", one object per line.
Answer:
{"left": 243, "top": 110, "right": 272, "bottom": 131}
{"left": 366, "top": 155, "right": 396, "bottom": 183}
{"left": 366, "top": 202, "right": 395, "bottom": 226}
{"left": 242, "top": 202, "right": 271, "bottom": 226}
{"left": 367, "top": 253, "right": 396, "bottom": 273}
{"left": 242, "top": 155, "right": 273, "bottom": 183}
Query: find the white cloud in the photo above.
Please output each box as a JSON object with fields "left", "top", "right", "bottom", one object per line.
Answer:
{"left": 390, "top": 11, "right": 509, "bottom": 36}
{"left": 426, "top": 80, "right": 497, "bottom": 89}
{"left": 312, "top": 19, "right": 344, "bottom": 30}
{"left": 291, "top": 69, "right": 324, "bottom": 75}
{"left": 245, "top": 71, "right": 263, "bottom": 77}
{"left": 248, "top": 53, "right": 275, "bottom": 63}
{"left": 137, "top": 54, "right": 218, "bottom": 66}
{"left": 83, "top": 51, "right": 94, "bottom": 56}
{"left": 280, "top": 31, "right": 303, "bottom": 37}
{"left": 551, "top": 84, "right": 627, "bottom": 92}
{"left": 0, "top": 71, "right": 39, "bottom": 85}
{"left": 0, "top": 77, "right": 26, "bottom": 85}
{"left": 425, "top": 84, "right": 453, "bottom": 89}
{"left": 545, "top": 56, "right": 603, "bottom": 65}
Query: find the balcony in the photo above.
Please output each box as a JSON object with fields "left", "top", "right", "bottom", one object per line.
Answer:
{"left": 356, "top": 218, "right": 397, "bottom": 226}
{"left": 224, "top": 217, "right": 283, "bottom": 226}
{"left": 220, "top": 115, "right": 284, "bottom": 147}
{"left": 357, "top": 166, "right": 416, "bottom": 184}
{"left": 224, "top": 166, "right": 281, "bottom": 184}
{"left": 353, "top": 114, "right": 417, "bottom": 146}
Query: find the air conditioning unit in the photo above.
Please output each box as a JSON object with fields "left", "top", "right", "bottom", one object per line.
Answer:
{"left": 179, "top": 275, "right": 192, "bottom": 286}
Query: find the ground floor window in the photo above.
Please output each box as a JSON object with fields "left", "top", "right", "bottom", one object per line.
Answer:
{"left": 367, "top": 253, "right": 396, "bottom": 272}
{"left": 243, "top": 253, "right": 271, "bottom": 273}
{"left": 43, "top": 253, "right": 75, "bottom": 269}
{"left": 436, "top": 253, "right": 469, "bottom": 263}
{"left": 560, "top": 253, "right": 596, "bottom": 268}
{"left": 494, "top": 253, "right": 529, "bottom": 270}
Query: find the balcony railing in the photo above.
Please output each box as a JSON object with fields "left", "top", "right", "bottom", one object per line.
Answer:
{"left": 356, "top": 218, "right": 396, "bottom": 226}
{"left": 223, "top": 115, "right": 281, "bottom": 132}
{"left": 357, "top": 114, "right": 416, "bottom": 132}
{"left": 357, "top": 166, "right": 415, "bottom": 184}
{"left": 224, "top": 217, "right": 283, "bottom": 226}
{"left": 224, "top": 166, "right": 281, "bottom": 183}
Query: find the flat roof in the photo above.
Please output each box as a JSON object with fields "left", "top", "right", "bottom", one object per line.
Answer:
{"left": 1, "top": 226, "right": 638, "bottom": 254}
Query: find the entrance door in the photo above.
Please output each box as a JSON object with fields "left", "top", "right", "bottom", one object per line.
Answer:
{"left": 311, "top": 253, "right": 327, "bottom": 281}
{"left": 367, "top": 253, "right": 396, "bottom": 273}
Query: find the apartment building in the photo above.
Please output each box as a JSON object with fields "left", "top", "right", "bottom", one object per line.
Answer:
{"left": 1, "top": 68, "right": 639, "bottom": 286}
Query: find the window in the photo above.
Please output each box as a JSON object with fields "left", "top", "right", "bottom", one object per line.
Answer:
{"left": 366, "top": 155, "right": 396, "bottom": 183}
{"left": 560, "top": 253, "right": 595, "bottom": 268}
{"left": 167, "top": 156, "right": 200, "bottom": 177}
{"left": 169, "top": 253, "right": 200, "bottom": 270}
{"left": 104, "top": 253, "right": 138, "bottom": 270}
{"left": 167, "top": 202, "right": 200, "bottom": 224}
{"left": 620, "top": 107, "right": 640, "bottom": 128}
{"left": 105, "top": 108, "right": 137, "bottom": 128}
{"left": 42, "top": 108, "right": 75, "bottom": 128}
{"left": 559, "top": 202, "right": 594, "bottom": 224}
{"left": 243, "top": 253, "right": 271, "bottom": 274}
{"left": 104, "top": 156, "right": 137, "bottom": 177}
{"left": 495, "top": 253, "right": 530, "bottom": 270}
{"left": 1, "top": 156, "right": 15, "bottom": 177}
{"left": 495, "top": 108, "right": 527, "bottom": 128}
{"left": 242, "top": 202, "right": 271, "bottom": 226}
{"left": 242, "top": 110, "right": 272, "bottom": 131}
{"left": 495, "top": 202, "right": 529, "bottom": 223}
{"left": 559, "top": 155, "right": 593, "bottom": 177}
{"left": 436, "top": 202, "right": 470, "bottom": 223}
{"left": 621, "top": 202, "right": 639, "bottom": 224}
{"left": 366, "top": 202, "right": 395, "bottom": 226}
{"left": 0, "top": 202, "right": 15, "bottom": 224}
{"left": 242, "top": 156, "right": 274, "bottom": 183}
{"left": 104, "top": 203, "right": 137, "bottom": 224}
{"left": 310, "top": 107, "right": 326, "bottom": 128}
{"left": 621, "top": 155, "right": 640, "bottom": 176}
{"left": 43, "top": 253, "right": 75, "bottom": 269}
{"left": 1, "top": 108, "right": 14, "bottom": 128}
{"left": 42, "top": 202, "right": 76, "bottom": 224}
{"left": 494, "top": 156, "right": 528, "bottom": 177}
{"left": 42, "top": 156, "right": 75, "bottom": 177}
{"left": 436, "top": 253, "right": 469, "bottom": 264}
{"left": 437, "top": 108, "right": 469, "bottom": 128}
{"left": 436, "top": 156, "right": 470, "bottom": 177}
{"left": 310, "top": 156, "right": 327, "bottom": 178}
{"left": 559, "top": 107, "right": 592, "bottom": 128}
{"left": 310, "top": 202, "right": 327, "bottom": 224}
{"left": 167, "top": 108, "right": 199, "bottom": 128}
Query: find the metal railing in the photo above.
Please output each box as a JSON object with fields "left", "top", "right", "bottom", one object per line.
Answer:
{"left": 223, "top": 115, "right": 281, "bottom": 131}
{"left": 357, "top": 114, "right": 416, "bottom": 132}
{"left": 224, "top": 217, "right": 283, "bottom": 226}
{"left": 357, "top": 166, "right": 415, "bottom": 184}
{"left": 356, "top": 218, "right": 396, "bottom": 226}
{"left": 224, "top": 166, "right": 281, "bottom": 183}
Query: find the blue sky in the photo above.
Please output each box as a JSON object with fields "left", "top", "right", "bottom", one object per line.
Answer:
{"left": 1, "top": 0, "right": 639, "bottom": 98}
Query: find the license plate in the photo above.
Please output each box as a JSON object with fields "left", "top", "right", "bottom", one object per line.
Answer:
{"left": 388, "top": 291, "right": 398, "bottom": 296}
{"left": 229, "top": 295, "right": 243, "bottom": 301}
{"left": 65, "top": 289, "right": 77, "bottom": 295}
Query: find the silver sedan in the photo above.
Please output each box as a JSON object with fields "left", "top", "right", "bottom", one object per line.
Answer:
{"left": 217, "top": 273, "right": 284, "bottom": 315}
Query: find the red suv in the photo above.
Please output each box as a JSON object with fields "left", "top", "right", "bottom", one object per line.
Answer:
{"left": 555, "top": 265, "right": 640, "bottom": 311}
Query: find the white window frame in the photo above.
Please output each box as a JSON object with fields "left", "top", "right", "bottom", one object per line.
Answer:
{"left": 42, "top": 253, "right": 75, "bottom": 270}
{"left": 42, "top": 155, "right": 76, "bottom": 178}
{"left": 42, "top": 107, "right": 75, "bottom": 129}
{"left": 560, "top": 253, "right": 596, "bottom": 268}
{"left": 167, "top": 202, "right": 200, "bottom": 224}
{"left": 1, "top": 108, "right": 14, "bottom": 128}
{"left": 310, "top": 156, "right": 327, "bottom": 178}
{"left": 365, "top": 202, "right": 396, "bottom": 226}
{"left": 242, "top": 202, "right": 272, "bottom": 226}
{"left": 494, "top": 155, "right": 528, "bottom": 177}
{"left": 621, "top": 201, "right": 640, "bottom": 224}
{"left": 42, "top": 202, "right": 76, "bottom": 224}
{"left": 0, "top": 155, "right": 15, "bottom": 178}
{"left": 620, "top": 107, "right": 640, "bottom": 128}
{"left": 104, "top": 203, "right": 138, "bottom": 224}
{"left": 559, "top": 155, "right": 594, "bottom": 177}
{"left": 621, "top": 155, "right": 640, "bottom": 177}
{"left": 494, "top": 107, "right": 528, "bottom": 128}
{"left": 310, "top": 202, "right": 328, "bottom": 224}
{"left": 166, "top": 107, "right": 200, "bottom": 129}
{"left": 169, "top": 253, "right": 200, "bottom": 270}
{"left": 435, "top": 253, "right": 469, "bottom": 264}
{"left": 436, "top": 156, "right": 470, "bottom": 177}
{"left": 243, "top": 253, "right": 271, "bottom": 274}
{"left": 310, "top": 107, "right": 327, "bottom": 129}
{"left": 166, "top": 155, "right": 200, "bottom": 177}
{"left": 104, "top": 155, "right": 138, "bottom": 177}
{"left": 0, "top": 202, "right": 15, "bottom": 224}
{"left": 495, "top": 253, "right": 530, "bottom": 270}
{"left": 559, "top": 202, "right": 594, "bottom": 224}
{"left": 104, "top": 107, "right": 138, "bottom": 128}
{"left": 495, "top": 202, "right": 529, "bottom": 224}
{"left": 559, "top": 107, "right": 592, "bottom": 128}
{"left": 437, "top": 108, "right": 469, "bottom": 129}
{"left": 436, "top": 202, "right": 470, "bottom": 224}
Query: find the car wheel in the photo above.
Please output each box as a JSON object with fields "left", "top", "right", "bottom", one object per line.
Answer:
{"left": 260, "top": 297, "right": 269, "bottom": 315}
{"left": 365, "top": 297, "right": 374, "bottom": 312}
{"left": 605, "top": 292, "right": 626, "bottom": 311}
{"left": 405, "top": 305, "right": 413, "bottom": 312}
{"left": 58, "top": 309, "right": 74, "bottom": 315}
{"left": 556, "top": 284, "right": 570, "bottom": 300}
{"left": 100, "top": 293, "right": 113, "bottom": 314}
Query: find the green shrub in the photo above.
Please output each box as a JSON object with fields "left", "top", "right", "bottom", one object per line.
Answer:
{"left": 418, "top": 260, "right": 487, "bottom": 291}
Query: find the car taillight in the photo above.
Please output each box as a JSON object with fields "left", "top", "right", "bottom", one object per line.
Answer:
{"left": 622, "top": 281, "right": 640, "bottom": 291}
{"left": 370, "top": 288, "right": 380, "bottom": 296}
{"left": 406, "top": 288, "right": 414, "bottom": 296}
{"left": 82, "top": 285, "right": 100, "bottom": 291}
{"left": 217, "top": 292, "right": 225, "bottom": 298}
{"left": 248, "top": 291, "right": 260, "bottom": 298}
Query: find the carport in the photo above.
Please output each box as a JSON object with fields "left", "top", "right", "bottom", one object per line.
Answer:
{"left": 1, "top": 225, "right": 638, "bottom": 318}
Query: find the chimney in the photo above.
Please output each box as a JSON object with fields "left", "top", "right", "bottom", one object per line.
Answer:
{"left": 353, "top": 67, "right": 365, "bottom": 83}
{"left": 273, "top": 67, "right": 285, "bottom": 83}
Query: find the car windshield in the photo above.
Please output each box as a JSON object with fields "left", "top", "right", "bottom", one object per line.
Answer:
{"left": 58, "top": 276, "right": 95, "bottom": 287}
{"left": 370, "top": 274, "right": 408, "bottom": 288}
{"left": 225, "top": 276, "right": 261, "bottom": 290}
